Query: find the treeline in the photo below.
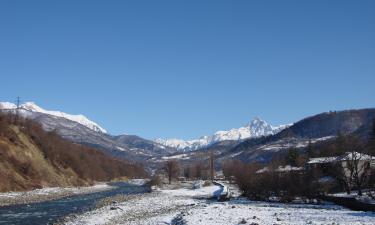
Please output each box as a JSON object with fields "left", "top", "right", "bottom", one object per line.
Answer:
{"left": 154, "top": 152, "right": 216, "bottom": 185}
{"left": 223, "top": 161, "right": 318, "bottom": 202}
{"left": 223, "top": 119, "right": 375, "bottom": 202}
{"left": 0, "top": 113, "right": 147, "bottom": 191}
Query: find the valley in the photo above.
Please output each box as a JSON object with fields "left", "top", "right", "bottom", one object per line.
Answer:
{"left": 2, "top": 1, "right": 374, "bottom": 224}
{"left": 1, "top": 103, "right": 375, "bottom": 225}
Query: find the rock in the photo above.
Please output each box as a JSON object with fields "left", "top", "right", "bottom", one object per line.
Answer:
{"left": 239, "top": 218, "right": 247, "bottom": 224}
{"left": 231, "top": 205, "right": 236, "bottom": 208}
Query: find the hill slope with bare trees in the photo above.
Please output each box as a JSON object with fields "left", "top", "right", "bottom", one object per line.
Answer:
{"left": 0, "top": 113, "right": 147, "bottom": 192}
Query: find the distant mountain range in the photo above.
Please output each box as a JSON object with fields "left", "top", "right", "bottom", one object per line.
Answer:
{"left": 223, "top": 108, "right": 375, "bottom": 163}
{"left": 155, "top": 118, "right": 290, "bottom": 152}
{"left": 1, "top": 101, "right": 374, "bottom": 167}
{"left": 0, "top": 102, "right": 173, "bottom": 162}
{"left": 170, "top": 108, "right": 375, "bottom": 166}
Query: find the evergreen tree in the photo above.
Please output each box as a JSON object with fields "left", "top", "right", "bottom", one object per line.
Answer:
{"left": 286, "top": 148, "right": 299, "bottom": 166}
{"left": 369, "top": 118, "right": 375, "bottom": 155}
{"left": 307, "top": 139, "right": 315, "bottom": 158}
{"left": 334, "top": 131, "right": 347, "bottom": 155}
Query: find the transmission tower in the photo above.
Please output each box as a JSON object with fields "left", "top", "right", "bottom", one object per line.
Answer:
{"left": 15, "top": 96, "right": 21, "bottom": 122}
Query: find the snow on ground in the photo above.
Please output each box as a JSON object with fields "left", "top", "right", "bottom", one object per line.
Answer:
{"left": 181, "top": 198, "right": 375, "bottom": 225}
{"left": 160, "top": 185, "right": 220, "bottom": 197}
{"left": 0, "top": 183, "right": 112, "bottom": 206}
{"left": 126, "top": 179, "right": 148, "bottom": 186}
{"left": 161, "top": 153, "right": 191, "bottom": 160}
{"left": 64, "top": 184, "right": 221, "bottom": 225}
{"left": 63, "top": 183, "right": 375, "bottom": 225}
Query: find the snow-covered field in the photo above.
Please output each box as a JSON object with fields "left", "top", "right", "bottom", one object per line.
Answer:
{"left": 63, "top": 183, "right": 375, "bottom": 225}
{"left": 0, "top": 183, "right": 113, "bottom": 207}
{"left": 179, "top": 199, "right": 375, "bottom": 225}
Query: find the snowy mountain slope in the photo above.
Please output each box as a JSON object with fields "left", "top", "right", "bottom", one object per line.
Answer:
{"left": 0, "top": 102, "right": 107, "bottom": 133}
{"left": 156, "top": 118, "right": 291, "bottom": 152}
{"left": 224, "top": 108, "right": 375, "bottom": 163}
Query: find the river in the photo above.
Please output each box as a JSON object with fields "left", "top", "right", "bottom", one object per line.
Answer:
{"left": 0, "top": 182, "right": 150, "bottom": 225}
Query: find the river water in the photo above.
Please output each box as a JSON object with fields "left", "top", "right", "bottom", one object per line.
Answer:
{"left": 0, "top": 182, "right": 150, "bottom": 225}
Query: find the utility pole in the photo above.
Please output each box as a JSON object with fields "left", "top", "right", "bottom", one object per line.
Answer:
{"left": 15, "top": 96, "right": 21, "bottom": 123}
{"left": 209, "top": 151, "right": 215, "bottom": 181}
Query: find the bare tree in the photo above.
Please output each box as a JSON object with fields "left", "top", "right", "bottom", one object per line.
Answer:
{"left": 330, "top": 136, "right": 371, "bottom": 196}
{"left": 164, "top": 160, "right": 180, "bottom": 184}
{"left": 344, "top": 150, "right": 371, "bottom": 196}
{"left": 331, "top": 161, "right": 354, "bottom": 194}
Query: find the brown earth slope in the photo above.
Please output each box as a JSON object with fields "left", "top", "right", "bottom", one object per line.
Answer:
{"left": 0, "top": 113, "right": 147, "bottom": 192}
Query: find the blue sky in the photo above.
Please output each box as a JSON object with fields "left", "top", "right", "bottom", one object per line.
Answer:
{"left": 0, "top": 0, "right": 374, "bottom": 140}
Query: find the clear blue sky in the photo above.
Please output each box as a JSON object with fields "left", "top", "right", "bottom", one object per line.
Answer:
{"left": 0, "top": 0, "right": 374, "bottom": 140}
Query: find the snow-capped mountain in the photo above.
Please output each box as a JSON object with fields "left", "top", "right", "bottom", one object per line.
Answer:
{"left": 155, "top": 118, "right": 290, "bottom": 152}
{"left": 0, "top": 102, "right": 107, "bottom": 133}
{"left": 0, "top": 101, "right": 174, "bottom": 162}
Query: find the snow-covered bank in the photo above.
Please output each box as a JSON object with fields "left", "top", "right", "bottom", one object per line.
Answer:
{"left": 126, "top": 179, "right": 148, "bottom": 186}
{"left": 63, "top": 184, "right": 221, "bottom": 225}
{"left": 0, "top": 183, "right": 113, "bottom": 207}
{"left": 178, "top": 198, "right": 375, "bottom": 225}
{"left": 63, "top": 182, "right": 375, "bottom": 225}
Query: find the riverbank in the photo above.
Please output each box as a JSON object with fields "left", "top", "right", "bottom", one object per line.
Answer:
{"left": 0, "top": 183, "right": 113, "bottom": 207}
{"left": 62, "top": 183, "right": 221, "bottom": 225}
{"left": 62, "top": 181, "right": 375, "bottom": 225}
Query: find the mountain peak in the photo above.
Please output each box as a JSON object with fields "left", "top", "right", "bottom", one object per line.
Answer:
{"left": 0, "top": 101, "right": 107, "bottom": 133}
{"left": 246, "top": 117, "right": 267, "bottom": 127}
{"left": 156, "top": 118, "right": 289, "bottom": 152}
{"left": 21, "top": 102, "right": 45, "bottom": 112}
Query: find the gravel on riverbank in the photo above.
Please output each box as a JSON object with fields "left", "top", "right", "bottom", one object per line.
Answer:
{"left": 62, "top": 182, "right": 375, "bottom": 225}
{"left": 0, "top": 183, "right": 113, "bottom": 207}
{"left": 62, "top": 183, "right": 221, "bottom": 225}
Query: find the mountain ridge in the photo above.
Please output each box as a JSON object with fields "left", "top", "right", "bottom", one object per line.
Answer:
{"left": 0, "top": 101, "right": 175, "bottom": 163}
{"left": 0, "top": 102, "right": 106, "bottom": 133}
{"left": 155, "top": 118, "right": 291, "bottom": 152}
